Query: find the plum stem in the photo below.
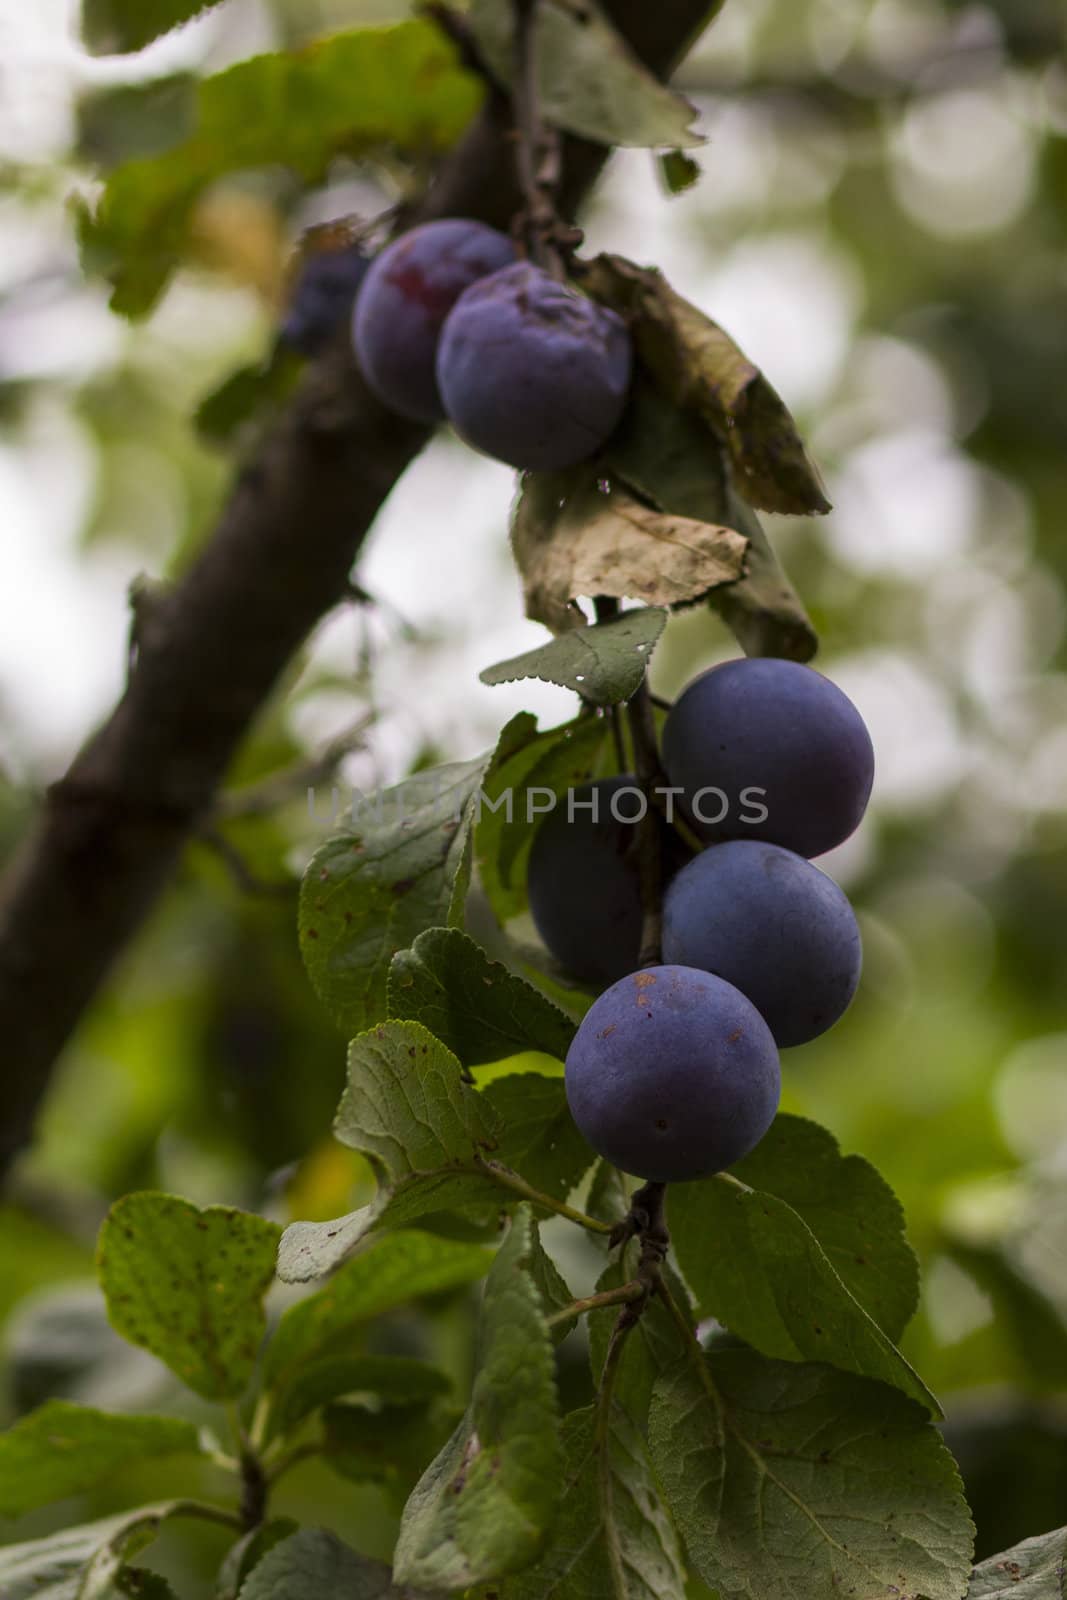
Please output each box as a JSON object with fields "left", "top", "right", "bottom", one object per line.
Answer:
{"left": 479, "top": 1158, "right": 614, "bottom": 1233}
{"left": 512, "top": 0, "right": 568, "bottom": 278}
{"left": 608, "top": 1179, "right": 671, "bottom": 1319}
{"left": 546, "top": 1278, "right": 646, "bottom": 1328}
{"left": 626, "top": 681, "right": 665, "bottom": 966}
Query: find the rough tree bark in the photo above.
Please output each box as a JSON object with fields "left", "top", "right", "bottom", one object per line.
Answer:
{"left": 0, "top": 1, "right": 719, "bottom": 1182}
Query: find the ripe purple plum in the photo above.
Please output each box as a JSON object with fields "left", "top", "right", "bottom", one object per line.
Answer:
{"left": 564, "top": 964, "right": 780, "bottom": 1181}
{"left": 435, "top": 261, "right": 632, "bottom": 470}
{"left": 351, "top": 219, "right": 515, "bottom": 422}
{"left": 662, "top": 840, "right": 862, "bottom": 1047}
{"left": 662, "top": 657, "right": 875, "bottom": 858}
{"left": 526, "top": 776, "right": 688, "bottom": 987}
{"left": 281, "top": 244, "right": 370, "bottom": 356}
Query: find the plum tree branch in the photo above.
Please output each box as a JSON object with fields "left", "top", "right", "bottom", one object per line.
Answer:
{"left": 0, "top": 0, "right": 722, "bottom": 1185}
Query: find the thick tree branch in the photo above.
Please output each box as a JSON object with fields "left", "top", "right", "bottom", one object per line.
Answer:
{"left": 0, "top": 0, "right": 721, "bottom": 1182}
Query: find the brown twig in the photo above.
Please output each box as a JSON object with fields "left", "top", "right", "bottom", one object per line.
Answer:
{"left": 211, "top": 716, "right": 373, "bottom": 822}
{"left": 546, "top": 1278, "right": 646, "bottom": 1328}
{"left": 197, "top": 828, "right": 295, "bottom": 899}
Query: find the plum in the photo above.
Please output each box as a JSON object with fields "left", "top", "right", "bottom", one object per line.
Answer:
{"left": 281, "top": 244, "right": 370, "bottom": 356}
{"left": 662, "top": 656, "right": 874, "bottom": 858}
{"left": 564, "top": 964, "right": 780, "bottom": 1181}
{"left": 662, "top": 840, "right": 862, "bottom": 1047}
{"left": 526, "top": 776, "right": 688, "bottom": 987}
{"left": 351, "top": 219, "right": 515, "bottom": 421}
{"left": 435, "top": 261, "right": 632, "bottom": 470}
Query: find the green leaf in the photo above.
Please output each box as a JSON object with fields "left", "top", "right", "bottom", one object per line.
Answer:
{"left": 393, "top": 1208, "right": 562, "bottom": 1589}
{"left": 0, "top": 1400, "right": 199, "bottom": 1518}
{"left": 946, "top": 1240, "right": 1067, "bottom": 1392}
{"left": 387, "top": 928, "right": 575, "bottom": 1067}
{"left": 217, "top": 1520, "right": 300, "bottom": 1600}
{"left": 587, "top": 1256, "right": 689, "bottom": 1432}
{"left": 603, "top": 378, "right": 816, "bottom": 661}
{"left": 276, "top": 1023, "right": 593, "bottom": 1282}
{"left": 480, "top": 608, "right": 667, "bottom": 706}
{"left": 721, "top": 1114, "right": 919, "bottom": 1340}
{"left": 77, "top": 76, "right": 197, "bottom": 168}
{"left": 583, "top": 254, "right": 831, "bottom": 517}
{"left": 278, "top": 1354, "right": 449, "bottom": 1428}
{"left": 511, "top": 469, "right": 746, "bottom": 635}
{"left": 496, "top": 1404, "right": 687, "bottom": 1600}
{"left": 523, "top": 1224, "right": 577, "bottom": 1343}
{"left": 475, "top": 713, "right": 611, "bottom": 926}
{"left": 300, "top": 753, "right": 492, "bottom": 1037}
{"left": 116, "top": 1569, "right": 179, "bottom": 1598}
{"left": 0, "top": 1503, "right": 238, "bottom": 1600}
{"left": 968, "top": 1526, "right": 1067, "bottom": 1596}
{"left": 668, "top": 1118, "right": 932, "bottom": 1412}
{"left": 331, "top": 1018, "right": 505, "bottom": 1222}
{"left": 236, "top": 1527, "right": 404, "bottom": 1599}
{"left": 482, "top": 1074, "right": 594, "bottom": 1205}
{"left": 468, "top": 0, "right": 702, "bottom": 149}
{"left": 585, "top": 1159, "right": 633, "bottom": 1235}
{"left": 263, "top": 1229, "right": 488, "bottom": 1430}
{"left": 97, "top": 1193, "right": 281, "bottom": 1400}
{"left": 82, "top": 0, "right": 224, "bottom": 53}
{"left": 78, "top": 22, "right": 481, "bottom": 316}
{"left": 658, "top": 150, "right": 701, "bottom": 194}
{"left": 649, "top": 1349, "right": 975, "bottom": 1600}
{"left": 322, "top": 1400, "right": 453, "bottom": 1502}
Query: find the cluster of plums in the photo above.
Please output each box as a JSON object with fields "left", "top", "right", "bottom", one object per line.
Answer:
{"left": 533, "top": 656, "right": 876, "bottom": 1184}
{"left": 348, "top": 218, "right": 633, "bottom": 471}
{"left": 288, "top": 223, "right": 870, "bottom": 1193}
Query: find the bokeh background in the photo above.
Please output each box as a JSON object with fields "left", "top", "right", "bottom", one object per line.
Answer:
{"left": 2, "top": 0, "right": 1066, "bottom": 1588}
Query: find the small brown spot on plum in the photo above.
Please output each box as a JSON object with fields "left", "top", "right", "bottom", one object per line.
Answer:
{"left": 633, "top": 972, "right": 657, "bottom": 993}
{"left": 597, "top": 1023, "right": 617, "bottom": 1039}
{"left": 727, "top": 1027, "right": 742, "bottom": 1043}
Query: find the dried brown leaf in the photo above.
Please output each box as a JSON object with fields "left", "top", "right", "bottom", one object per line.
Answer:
{"left": 511, "top": 472, "right": 745, "bottom": 633}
